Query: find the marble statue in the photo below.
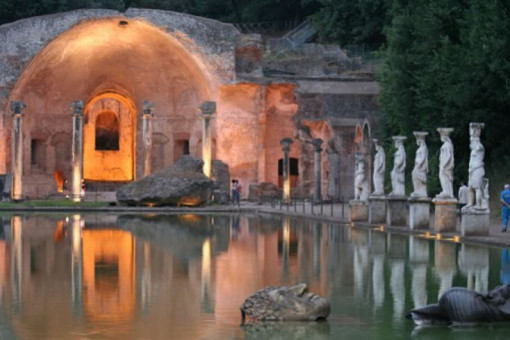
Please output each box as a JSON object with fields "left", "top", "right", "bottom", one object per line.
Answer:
{"left": 354, "top": 152, "right": 369, "bottom": 201}
{"left": 408, "top": 285, "right": 510, "bottom": 326}
{"left": 437, "top": 128, "right": 454, "bottom": 199}
{"left": 389, "top": 136, "right": 406, "bottom": 196}
{"left": 372, "top": 138, "right": 385, "bottom": 196}
{"left": 240, "top": 283, "right": 331, "bottom": 322}
{"left": 411, "top": 132, "right": 429, "bottom": 198}
{"left": 464, "top": 123, "right": 486, "bottom": 210}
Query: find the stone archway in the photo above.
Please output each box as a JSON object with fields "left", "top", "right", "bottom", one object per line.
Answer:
{"left": 83, "top": 92, "right": 135, "bottom": 182}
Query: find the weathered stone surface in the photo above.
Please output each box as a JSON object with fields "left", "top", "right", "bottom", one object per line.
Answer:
{"left": 240, "top": 284, "right": 330, "bottom": 322}
{"left": 211, "top": 159, "right": 230, "bottom": 204}
{"left": 116, "top": 156, "right": 213, "bottom": 206}
{"left": 248, "top": 182, "right": 280, "bottom": 202}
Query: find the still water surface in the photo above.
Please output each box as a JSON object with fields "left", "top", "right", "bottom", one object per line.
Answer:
{"left": 0, "top": 213, "right": 510, "bottom": 339}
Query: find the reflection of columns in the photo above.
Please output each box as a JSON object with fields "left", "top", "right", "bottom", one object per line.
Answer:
{"left": 11, "top": 215, "right": 22, "bottom": 311}
{"left": 201, "top": 238, "right": 211, "bottom": 300}
{"left": 313, "top": 222, "right": 321, "bottom": 278}
{"left": 141, "top": 242, "right": 152, "bottom": 312}
{"left": 10, "top": 101, "right": 26, "bottom": 201}
{"left": 200, "top": 101, "right": 216, "bottom": 178}
{"left": 435, "top": 240, "right": 456, "bottom": 298}
{"left": 388, "top": 233, "right": 406, "bottom": 320}
{"left": 71, "top": 100, "right": 84, "bottom": 202}
{"left": 458, "top": 244, "right": 489, "bottom": 292}
{"left": 369, "top": 230, "right": 386, "bottom": 309}
{"left": 409, "top": 236, "right": 429, "bottom": 308}
{"left": 351, "top": 228, "right": 369, "bottom": 299}
{"left": 280, "top": 138, "right": 294, "bottom": 203}
{"left": 312, "top": 138, "right": 323, "bottom": 202}
{"left": 141, "top": 100, "right": 154, "bottom": 177}
{"left": 282, "top": 218, "right": 290, "bottom": 280}
{"left": 71, "top": 215, "right": 83, "bottom": 316}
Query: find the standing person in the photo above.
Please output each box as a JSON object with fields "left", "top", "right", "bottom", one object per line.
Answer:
{"left": 501, "top": 184, "right": 510, "bottom": 232}
{"left": 458, "top": 181, "right": 469, "bottom": 211}
{"left": 232, "top": 179, "right": 240, "bottom": 206}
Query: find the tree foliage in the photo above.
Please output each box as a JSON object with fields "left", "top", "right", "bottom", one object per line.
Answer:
{"left": 379, "top": 0, "right": 510, "bottom": 195}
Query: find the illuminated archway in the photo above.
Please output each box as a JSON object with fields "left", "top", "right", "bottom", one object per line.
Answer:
{"left": 84, "top": 92, "right": 135, "bottom": 181}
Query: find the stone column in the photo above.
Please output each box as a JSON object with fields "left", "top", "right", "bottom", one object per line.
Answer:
{"left": 369, "top": 138, "right": 386, "bottom": 224}
{"left": 409, "top": 132, "right": 430, "bottom": 230}
{"left": 312, "top": 138, "right": 323, "bottom": 202}
{"left": 461, "top": 122, "right": 489, "bottom": 236}
{"left": 432, "top": 127, "right": 457, "bottom": 233}
{"left": 70, "top": 100, "right": 84, "bottom": 202}
{"left": 141, "top": 100, "right": 154, "bottom": 177}
{"left": 200, "top": 101, "right": 216, "bottom": 178}
{"left": 387, "top": 136, "right": 408, "bottom": 226}
{"left": 350, "top": 152, "right": 369, "bottom": 221}
{"left": 10, "top": 101, "right": 26, "bottom": 201}
{"left": 280, "top": 137, "right": 293, "bottom": 203}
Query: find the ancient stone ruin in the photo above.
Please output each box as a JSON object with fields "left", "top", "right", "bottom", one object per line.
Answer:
{"left": 0, "top": 8, "right": 378, "bottom": 201}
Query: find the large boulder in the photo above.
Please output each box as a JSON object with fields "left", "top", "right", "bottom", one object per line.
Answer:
{"left": 116, "top": 156, "right": 214, "bottom": 206}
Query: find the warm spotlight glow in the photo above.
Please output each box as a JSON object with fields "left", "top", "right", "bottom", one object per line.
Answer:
{"left": 436, "top": 233, "right": 442, "bottom": 240}
{"left": 453, "top": 236, "right": 460, "bottom": 243}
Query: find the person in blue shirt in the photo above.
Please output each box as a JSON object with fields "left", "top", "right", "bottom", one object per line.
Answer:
{"left": 501, "top": 184, "right": 510, "bottom": 232}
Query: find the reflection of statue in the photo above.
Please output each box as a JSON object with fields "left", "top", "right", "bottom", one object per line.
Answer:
{"left": 372, "top": 139, "right": 385, "bottom": 196}
{"left": 240, "top": 283, "right": 331, "bottom": 323}
{"left": 408, "top": 285, "right": 510, "bottom": 325}
{"left": 354, "top": 153, "right": 368, "bottom": 201}
{"left": 411, "top": 132, "right": 428, "bottom": 198}
{"left": 389, "top": 136, "right": 406, "bottom": 196}
{"left": 437, "top": 128, "right": 454, "bottom": 199}
{"left": 465, "top": 123, "right": 486, "bottom": 210}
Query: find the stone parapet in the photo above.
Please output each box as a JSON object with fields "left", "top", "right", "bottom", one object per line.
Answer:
{"left": 368, "top": 195, "right": 386, "bottom": 224}
{"left": 409, "top": 197, "right": 430, "bottom": 230}
{"left": 432, "top": 198, "right": 458, "bottom": 233}
{"left": 350, "top": 200, "right": 368, "bottom": 222}
{"left": 386, "top": 195, "right": 408, "bottom": 227}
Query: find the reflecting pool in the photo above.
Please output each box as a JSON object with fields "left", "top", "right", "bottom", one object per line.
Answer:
{"left": 0, "top": 213, "right": 510, "bottom": 339}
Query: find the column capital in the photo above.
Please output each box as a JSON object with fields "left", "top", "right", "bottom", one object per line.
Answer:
{"left": 312, "top": 138, "right": 323, "bottom": 152}
{"left": 10, "top": 101, "right": 26, "bottom": 116}
{"left": 142, "top": 100, "right": 154, "bottom": 117}
{"left": 280, "top": 137, "right": 293, "bottom": 152}
{"left": 200, "top": 101, "right": 216, "bottom": 117}
{"left": 70, "top": 100, "right": 84, "bottom": 116}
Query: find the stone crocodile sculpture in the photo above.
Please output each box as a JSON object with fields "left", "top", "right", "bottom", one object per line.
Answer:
{"left": 408, "top": 285, "right": 510, "bottom": 326}
{"left": 240, "top": 283, "right": 330, "bottom": 323}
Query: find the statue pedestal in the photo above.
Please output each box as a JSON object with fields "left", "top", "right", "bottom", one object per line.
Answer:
{"left": 432, "top": 198, "right": 458, "bottom": 233}
{"left": 386, "top": 195, "right": 408, "bottom": 226}
{"left": 350, "top": 200, "right": 368, "bottom": 222}
{"left": 408, "top": 197, "right": 430, "bottom": 230}
{"left": 461, "top": 208, "right": 489, "bottom": 236}
{"left": 368, "top": 195, "right": 386, "bottom": 224}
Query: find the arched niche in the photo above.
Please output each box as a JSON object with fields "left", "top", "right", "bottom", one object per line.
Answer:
{"left": 83, "top": 93, "right": 135, "bottom": 181}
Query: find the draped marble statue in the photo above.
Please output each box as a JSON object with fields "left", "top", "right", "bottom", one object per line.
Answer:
{"left": 437, "top": 128, "right": 454, "bottom": 199}
{"left": 464, "top": 123, "right": 486, "bottom": 211}
{"left": 372, "top": 138, "right": 385, "bottom": 196}
{"left": 354, "top": 152, "right": 369, "bottom": 201}
{"left": 389, "top": 136, "right": 406, "bottom": 196}
{"left": 410, "top": 132, "right": 428, "bottom": 198}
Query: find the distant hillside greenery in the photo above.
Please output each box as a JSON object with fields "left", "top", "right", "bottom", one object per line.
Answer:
{"left": 1, "top": 0, "right": 509, "bottom": 198}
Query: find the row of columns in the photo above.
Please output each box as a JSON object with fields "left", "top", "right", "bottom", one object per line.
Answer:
{"left": 8, "top": 99, "right": 216, "bottom": 201}
{"left": 350, "top": 123, "right": 489, "bottom": 236}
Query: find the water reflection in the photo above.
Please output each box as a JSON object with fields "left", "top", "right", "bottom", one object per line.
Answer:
{"left": 0, "top": 214, "right": 508, "bottom": 339}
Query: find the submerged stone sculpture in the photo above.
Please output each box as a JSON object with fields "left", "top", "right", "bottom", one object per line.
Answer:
{"left": 408, "top": 285, "right": 510, "bottom": 326}
{"left": 116, "top": 156, "right": 214, "bottom": 206}
{"left": 240, "top": 283, "right": 330, "bottom": 323}
{"left": 372, "top": 138, "right": 385, "bottom": 196}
